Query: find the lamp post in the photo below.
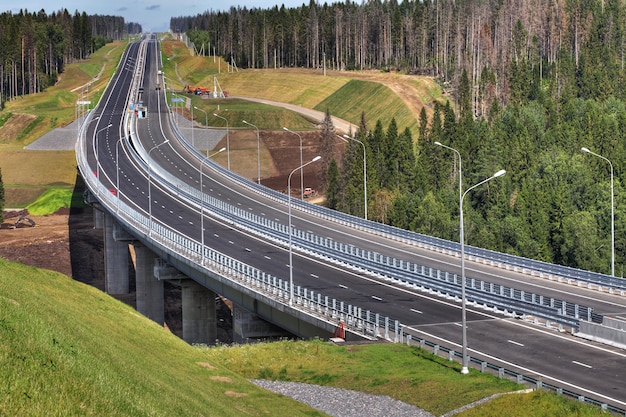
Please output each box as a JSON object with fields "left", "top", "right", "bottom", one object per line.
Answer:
{"left": 243, "top": 120, "right": 261, "bottom": 184}
{"left": 213, "top": 112, "right": 231, "bottom": 170}
{"left": 95, "top": 123, "right": 113, "bottom": 191}
{"left": 194, "top": 106, "right": 208, "bottom": 128}
{"left": 148, "top": 140, "right": 170, "bottom": 237}
{"left": 283, "top": 127, "right": 304, "bottom": 200}
{"left": 200, "top": 146, "right": 226, "bottom": 265}
{"left": 435, "top": 141, "right": 505, "bottom": 375}
{"left": 341, "top": 134, "right": 368, "bottom": 220}
{"left": 288, "top": 156, "right": 322, "bottom": 306}
{"left": 582, "top": 147, "right": 615, "bottom": 276}
{"left": 191, "top": 105, "right": 195, "bottom": 148}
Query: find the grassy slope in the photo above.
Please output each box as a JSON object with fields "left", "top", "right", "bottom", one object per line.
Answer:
{"left": 0, "top": 258, "right": 327, "bottom": 417}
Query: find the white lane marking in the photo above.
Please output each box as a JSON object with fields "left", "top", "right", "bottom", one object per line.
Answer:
{"left": 245, "top": 248, "right": 251, "bottom": 252}
{"left": 310, "top": 274, "right": 319, "bottom": 278}
{"left": 410, "top": 308, "right": 422, "bottom": 314}
{"left": 338, "top": 284, "right": 348, "bottom": 289}
{"left": 264, "top": 256, "right": 271, "bottom": 260}
{"left": 372, "top": 295, "right": 382, "bottom": 301}
{"left": 507, "top": 340, "right": 524, "bottom": 347}
{"left": 572, "top": 361, "right": 593, "bottom": 369}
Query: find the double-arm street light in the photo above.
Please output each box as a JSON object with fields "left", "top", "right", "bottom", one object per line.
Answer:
{"left": 213, "top": 112, "right": 231, "bottom": 170}
{"left": 148, "top": 140, "right": 170, "bottom": 237}
{"left": 582, "top": 147, "right": 615, "bottom": 277}
{"left": 200, "top": 147, "right": 227, "bottom": 265}
{"left": 283, "top": 127, "right": 304, "bottom": 200}
{"left": 242, "top": 120, "right": 261, "bottom": 184}
{"left": 288, "top": 156, "right": 322, "bottom": 306}
{"left": 435, "top": 141, "right": 505, "bottom": 374}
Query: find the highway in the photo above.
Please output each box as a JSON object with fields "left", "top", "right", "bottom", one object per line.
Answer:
{"left": 82, "top": 35, "right": 626, "bottom": 410}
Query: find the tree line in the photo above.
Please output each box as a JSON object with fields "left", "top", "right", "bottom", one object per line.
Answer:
{"left": 172, "top": 0, "right": 626, "bottom": 115}
{"left": 0, "top": 9, "right": 142, "bottom": 106}
{"left": 172, "top": 1, "right": 626, "bottom": 275}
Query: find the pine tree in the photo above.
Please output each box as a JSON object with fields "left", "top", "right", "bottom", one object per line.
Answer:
{"left": 318, "top": 108, "right": 336, "bottom": 190}
{"left": 325, "top": 159, "right": 340, "bottom": 209}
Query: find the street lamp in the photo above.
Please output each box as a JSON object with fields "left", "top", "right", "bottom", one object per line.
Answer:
{"left": 340, "top": 134, "right": 368, "bottom": 220}
{"left": 95, "top": 123, "right": 113, "bottom": 191}
{"left": 243, "top": 120, "right": 261, "bottom": 184}
{"left": 191, "top": 105, "right": 195, "bottom": 148}
{"left": 288, "top": 156, "right": 322, "bottom": 306}
{"left": 148, "top": 140, "right": 170, "bottom": 237}
{"left": 200, "top": 146, "right": 226, "bottom": 265}
{"left": 213, "top": 112, "right": 230, "bottom": 170}
{"left": 194, "top": 106, "right": 208, "bottom": 128}
{"left": 283, "top": 127, "right": 304, "bottom": 200}
{"left": 435, "top": 140, "right": 505, "bottom": 375}
{"left": 582, "top": 147, "right": 615, "bottom": 276}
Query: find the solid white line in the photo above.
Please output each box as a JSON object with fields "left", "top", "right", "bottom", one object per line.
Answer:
{"left": 507, "top": 339, "right": 524, "bottom": 347}
{"left": 403, "top": 325, "right": 624, "bottom": 406}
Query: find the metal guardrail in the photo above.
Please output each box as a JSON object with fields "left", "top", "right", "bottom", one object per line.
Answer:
{"left": 140, "top": 165, "right": 600, "bottom": 330}
{"left": 402, "top": 333, "right": 626, "bottom": 416}
{"left": 77, "top": 113, "right": 401, "bottom": 341}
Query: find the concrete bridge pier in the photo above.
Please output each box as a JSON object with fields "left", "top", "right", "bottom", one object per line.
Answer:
{"left": 133, "top": 244, "right": 164, "bottom": 325}
{"left": 154, "top": 263, "right": 217, "bottom": 345}
{"left": 232, "top": 304, "right": 294, "bottom": 343}
{"left": 182, "top": 280, "right": 217, "bottom": 345}
{"left": 103, "top": 213, "right": 131, "bottom": 295}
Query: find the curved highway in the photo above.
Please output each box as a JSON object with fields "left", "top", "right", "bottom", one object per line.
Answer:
{"left": 81, "top": 35, "right": 626, "bottom": 411}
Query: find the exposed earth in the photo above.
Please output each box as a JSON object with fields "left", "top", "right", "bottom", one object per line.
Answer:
{"left": 0, "top": 129, "right": 332, "bottom": 342}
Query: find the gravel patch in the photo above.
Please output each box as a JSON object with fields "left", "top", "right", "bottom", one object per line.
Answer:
{"left": 25, "top": 120, "right": 80, "bottom": 150}
{"left": 251, "top": 380, "right": 435, "bottom": 417}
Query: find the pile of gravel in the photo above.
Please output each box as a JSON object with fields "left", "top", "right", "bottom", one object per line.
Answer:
{"left": 251, "top": 379, "right": 435, "bottom": 417}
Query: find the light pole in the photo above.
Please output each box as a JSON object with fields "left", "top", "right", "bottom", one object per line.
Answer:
{"left": 200, "top": 147, "right": 226, "bottom": 265}
{"left": 283, "top": 127, "right": 304, "bottom": 200}
{"left": 148, "top": 140, "right": 170, "bottom": 237}
{"left": 213, "top": 112, "right": 231, "bottom": 170}
{"left": 243, "top": 120, "right": 261, "bottom": 184}
{"left": 288, "top": 155, "right": 322, "bottom": 306}
{"left": 582, "top": 147, "right": 615, "bottom": 276}
{"left": 191, "top": 105, "right": 195, "bottom": 148}
{"left": 435, "top": 141, "right": 505, "bottom": 375}
{"left": 95, "top": 123, "right": 113, "bottom": 190}
{"left": 341, "top": 134, "right": 368, "bottom": 220}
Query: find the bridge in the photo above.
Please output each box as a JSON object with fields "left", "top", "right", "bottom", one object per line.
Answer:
{"left": 76, "top": 35, "right": 626, "bottom": 412}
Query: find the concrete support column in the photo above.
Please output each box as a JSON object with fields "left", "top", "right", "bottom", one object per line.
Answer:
{"left": 182, "top": 280, "right": 217, "bottom": 345}
{"left": 134, "top": 245, "right": 164, "bottom": 325}
{"left": 94, "top": 207, "right": 105, "bottom": 230}
{"left": 233, "top": 305, "right": 292, "bottom": 343}
{"left": 103, "top": 213, "right": 129, "bottom": 295}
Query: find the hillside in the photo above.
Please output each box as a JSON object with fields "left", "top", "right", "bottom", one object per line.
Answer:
{"left": 0, "top": 257, "right": 328, "bottom": 416}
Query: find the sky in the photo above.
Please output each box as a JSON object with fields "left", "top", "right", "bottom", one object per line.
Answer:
{"left": 4, "top": 0, "right": 306, "bottom": 33}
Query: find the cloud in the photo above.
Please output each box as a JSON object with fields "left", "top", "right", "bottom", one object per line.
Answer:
{"left": 146, "top": 5, "right": 160, "bottom": 11}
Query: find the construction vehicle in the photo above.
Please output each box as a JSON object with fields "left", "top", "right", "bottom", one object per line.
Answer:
{"left": 184, "top": 85, "right": 209, "bottom": 95}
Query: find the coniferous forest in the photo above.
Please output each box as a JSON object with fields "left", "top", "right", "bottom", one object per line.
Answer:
{"left": 174, "top": 1, "right": 626, "bottom": 276}
{"left": 0, "top": 9, "right": 141, "bottom": 105}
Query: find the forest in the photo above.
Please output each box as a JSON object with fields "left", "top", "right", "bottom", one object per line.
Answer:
{"left": 174, "top": 1, "right": 626, "bottom": 276}
{"left": 0, "top": 9, "right": 141, "bottom": 105}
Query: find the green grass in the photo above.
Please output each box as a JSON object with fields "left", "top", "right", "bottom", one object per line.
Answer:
{"left": 314, "top": 79, "right": 418, "bottom": 137}
{"left": 189, "top": 98, "right": 314, "bottom": 130}
{"left": 202, "top": 340, "right": 606, "bottom": 417}
{"left": 0, "top": 258, "right": 329, "bottom": 417}
{"left": 26, "top": 188, "right": 84, "bottom": 215}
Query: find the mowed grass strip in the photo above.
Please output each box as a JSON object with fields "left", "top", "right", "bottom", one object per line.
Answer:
{"left": 202, "top": 340, "right": 606, "bottom": 417}
{"left": 315, "top": 79, "right": 418, "bottom": 137}
{"left": 0, "top": 258, "right": 329, "bottom": 417}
